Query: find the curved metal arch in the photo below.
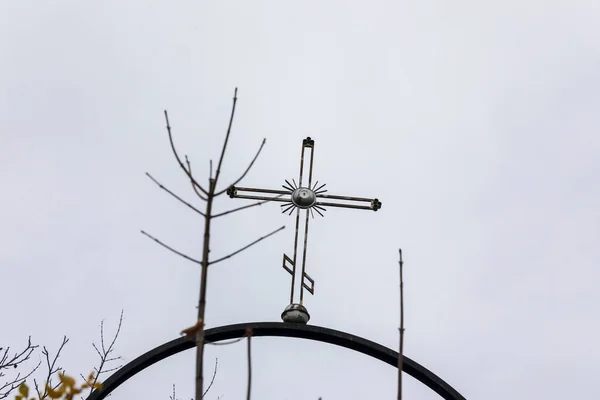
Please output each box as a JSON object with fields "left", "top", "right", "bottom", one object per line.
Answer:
{"left": 87, "top": 322, "right": 466, "bottom": 400}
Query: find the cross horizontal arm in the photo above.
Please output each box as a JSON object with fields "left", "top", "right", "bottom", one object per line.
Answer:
{"left": 227, "top": 185, "right": 292, "bottom": 203}
{"left": 315, "top": 193, "right": 382, "bottom": 211}
{"left": 229, "top": 186, "right": 291, "bottom": 196}
{"left": 316, "top": 193, "right": 374, "bottom": 202}
{"left": 230, "top": 194, "right": 291, "bottom": 203}
{"left": 315, "top": 201, "right": 375, "bottom": 211}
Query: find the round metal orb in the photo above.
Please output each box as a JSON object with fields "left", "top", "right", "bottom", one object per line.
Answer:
{"left": 291, "top": 187, "right": 317, "bottom": 209}
{"left": 281, "top": 303, "right": 310, "bottom": 323}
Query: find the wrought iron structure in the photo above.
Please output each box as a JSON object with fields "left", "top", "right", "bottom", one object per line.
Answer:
{"left": 227, "top": 137, "right": 382, "bottom": 322}
{"left": 86, "top": 322, "right": 466, "bottom": 400}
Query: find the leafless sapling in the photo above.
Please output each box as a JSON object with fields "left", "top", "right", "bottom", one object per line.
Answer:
{"left": 143, "top": 88, "right": 284, "bottom": 399}
{"left": 397, "top": 249, "right": 405, "bottom": 400}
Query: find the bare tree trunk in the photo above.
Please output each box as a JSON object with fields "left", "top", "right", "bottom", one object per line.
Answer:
{"left": 397, "top": 249, "right": 404, "bottom": 400}
{"left": 196, "top": 180, "right": 215, "bottom": 399}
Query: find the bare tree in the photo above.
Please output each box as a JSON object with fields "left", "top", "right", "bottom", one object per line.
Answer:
{"left": 397, "top": 249, "right": 405, "bottom": 400}
{"left": 143, "top": 88, "right": 284, "bottom": 399}
{"left": 0, "top": 337, "right": 40, "bottom": 399}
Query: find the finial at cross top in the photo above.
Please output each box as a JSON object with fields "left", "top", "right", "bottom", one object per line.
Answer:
{"left": 227, "top": 137, "right": 381, "bottom": 324}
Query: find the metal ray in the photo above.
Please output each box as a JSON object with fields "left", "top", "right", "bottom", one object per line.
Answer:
{"left": 284, "top": 180, "right": 296, "bottom": 191}
{"left": 313, "top": 183, "right": 327, "bottom": 193}
{"left": 281, "top": 204, "right": 295, "bottom": 214}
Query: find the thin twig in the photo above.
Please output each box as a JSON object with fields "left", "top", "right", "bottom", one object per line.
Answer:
{"left": 141, "top": 230, "right": 202, "bottom": 265}
{"left": 146, "top": 173, "right": 206, "bottom": 217}
{"left": 212, "top": 88, "right": 238, "bottom": 189}
{"left": 246, "top": 329, "right": 252, "bottom": 400}
{"left": 169, "top": 383, "right": 176, "bottom": 400}
{"left": 164, "top": 110, "right": 209, "bottom": 196}
{"left": 212, "top": 195, "right": 283, "bottom": 219}
{"left": 209, "top": 226, "right": 285, "bottom": 266}
{"left": 397, "top": 249, "right": 405, "bottom": 400}
{"left": 214, "top": 138, "right": 266, "bottom": 196}
{"left": 202, "top": 358, "right": 218, "bottom": 398}
{"left": 185, "top": 155, "right": 208, "bottom": 202}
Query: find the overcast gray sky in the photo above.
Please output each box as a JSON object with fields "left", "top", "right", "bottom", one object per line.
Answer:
{"left": 2, "top": 1, "right": 600, "bottom": 399}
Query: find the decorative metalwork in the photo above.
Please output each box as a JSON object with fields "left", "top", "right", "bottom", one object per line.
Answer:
{"left": 227, "top": 137, "right": 382, "bottom": 322}
{"left": 86, "top": 322, "right": 466, "bottom": 400}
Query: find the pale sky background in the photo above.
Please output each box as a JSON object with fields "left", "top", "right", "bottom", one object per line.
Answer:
{"left": 2, "top": 1, "right": 600, "bottom": 399}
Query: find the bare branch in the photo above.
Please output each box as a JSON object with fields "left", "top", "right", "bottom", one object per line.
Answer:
{"left": 92, "top": 343, "right": 102, "bottom": 359}
{"left": 167, "top": 358, "right": 216, "bottom": 400}
{"left": 169, "top": 384, "right": 176, "bottom": 400}
{"left": 33, "top": 336, "right": 69, "bottom": 399}
{"left": 164, "top": 110, "right": 209, "bottom": 196}
{"left": 185, "top": 156, "right": 208, "bottom": 201}
{"left": 246, "top": 329, "right": 252, "bottom": 400}
{"left": 33, "top": 378, "right": 41, "bottom": 399}
{"left": 100, "top": 365, "right": 121, "bottom": 374}
{"left": 87, "top": 311, "right": 124, "bottom": 398}
{"left": 100, "top": 320, "right": 106, "bottom": 355}
{"left": 212, "top": 195, "right": 283, "bottom": 219}
{"left": 202, "top": 358, "right": 218, "bottom": 398}
{"left": 0, "top": 337, "right": 37, "bottom": 371}
{"left": 105, "top": 311, "right": 123, "bottom": 361}
{"left": 146, "top": 173, "right": 206, "bottom": 217}
{"left": 214, "top": 138, "right": 266, "bottom": 196}
{"left": 209, "top": 225, "right": 285, "bottom": 266}
{"left": 213, "top": 88, "right": 238, "bottom": 188}
{"left": 141, "top": 230, "right": 202, "bottom": 265}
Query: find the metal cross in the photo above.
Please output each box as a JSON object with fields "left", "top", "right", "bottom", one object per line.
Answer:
{"left": 227, "top": 137, "right": 381, "bottom": 323}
